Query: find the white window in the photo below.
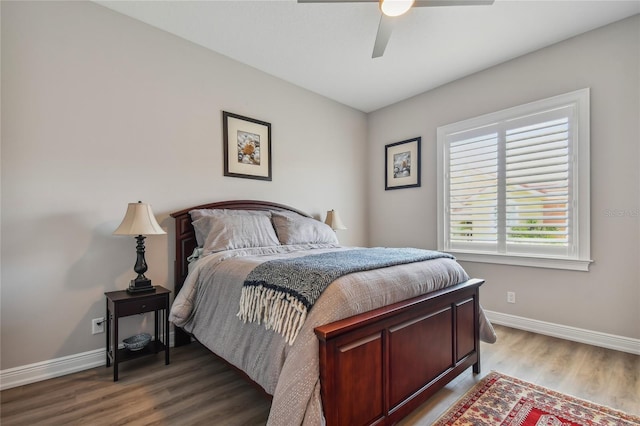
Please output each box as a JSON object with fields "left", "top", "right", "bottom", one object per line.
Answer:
{"left": 437, "top": 89, "right": 592, "bottom": 271}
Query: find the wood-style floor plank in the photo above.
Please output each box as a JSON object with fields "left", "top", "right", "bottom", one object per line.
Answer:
{"left": 1, "top": 325, "right": 638, "bottom": 425}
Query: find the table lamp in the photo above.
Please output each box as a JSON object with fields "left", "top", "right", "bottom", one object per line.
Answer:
{"left": 324, "top": 209, "right": 347, "bottom": 231}
{"left": 113, "top": 201, "right": 166, "bottom": 293}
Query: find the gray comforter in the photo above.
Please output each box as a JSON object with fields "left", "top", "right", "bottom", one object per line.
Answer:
{"left": 169, "top": 244, "right": 496, "bottom": 425}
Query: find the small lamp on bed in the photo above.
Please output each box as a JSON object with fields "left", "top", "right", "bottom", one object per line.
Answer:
{"left": 324, "top": 209, "right": 347, "bottom": 231}
{"left": 113, "top": 201, "right": 166, "bottom": 294}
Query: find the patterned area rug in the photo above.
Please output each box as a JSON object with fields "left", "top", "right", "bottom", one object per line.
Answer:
{"left": 434, "top": 371, "right": 640, "bottom": 426}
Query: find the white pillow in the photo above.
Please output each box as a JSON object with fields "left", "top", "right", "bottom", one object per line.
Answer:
{"left": 271, "top": 211, "right": 339, "bottom": 245}
{"left": 195, "top": 214, "right": 280, "bottom": 253}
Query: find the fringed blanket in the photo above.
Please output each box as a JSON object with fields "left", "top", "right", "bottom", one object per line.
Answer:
{"left": 237, "top": 247, "right": 454, "bottom": 344}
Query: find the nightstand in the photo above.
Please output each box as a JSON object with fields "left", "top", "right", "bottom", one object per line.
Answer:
{"left": 105, "top": 286, "right": 171, "bottom": 381}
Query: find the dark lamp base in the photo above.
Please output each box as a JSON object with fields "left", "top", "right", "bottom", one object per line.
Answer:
{"left": 127, "top": 278, "right": 155, "bottom": 294}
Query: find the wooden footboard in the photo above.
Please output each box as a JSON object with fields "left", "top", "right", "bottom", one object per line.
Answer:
{"left": 315, "top": 278, "right": 483, "bottom": 426}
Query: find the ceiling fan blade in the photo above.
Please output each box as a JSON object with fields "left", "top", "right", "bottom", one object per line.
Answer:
{"left": 372, "top": 14, "right": 396, "bottom": 58}
{"left": 414, "top": 0, "right": 494, "bottom": 6}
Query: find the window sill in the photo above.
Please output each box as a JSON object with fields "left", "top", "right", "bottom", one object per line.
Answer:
{"left": 446, "top": 250, "right": 593, "bottom": 271}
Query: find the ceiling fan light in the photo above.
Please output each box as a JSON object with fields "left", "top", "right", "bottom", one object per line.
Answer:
{"left": 380, "top": 0, "right": 415, "bottom": 17}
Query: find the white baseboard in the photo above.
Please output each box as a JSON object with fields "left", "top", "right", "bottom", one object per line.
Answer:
{"left": 0, "top": 348, "right": 105, "bottom": 391}
{"left": 485, "top": 310, "right": 640, "bottom": 355}
{"left": 0, "top": 332, "right": 175, "bottom": 391}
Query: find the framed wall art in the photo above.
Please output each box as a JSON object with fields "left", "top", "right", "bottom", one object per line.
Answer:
{"left": 385, "top": 137, "right": 421, "bottom": 190}
{"left": 223, "top": 111, "right": 272, "bottom": 181}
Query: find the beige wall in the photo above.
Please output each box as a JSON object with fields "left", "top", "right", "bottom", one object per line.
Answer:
{"left": 0, "top": 1, "right": 367, "bottom": 370}
{"left": 367, "top": 15, "right": 640, "bottom": 339}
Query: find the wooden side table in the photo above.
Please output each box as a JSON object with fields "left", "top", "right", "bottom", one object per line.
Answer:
{"left": 105, "top": 286, "right": 171, "bottom": 381}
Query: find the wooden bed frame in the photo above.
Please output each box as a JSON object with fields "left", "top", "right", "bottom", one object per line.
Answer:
{"left": 170, "top": 200, "right": 484, "bottom": 426}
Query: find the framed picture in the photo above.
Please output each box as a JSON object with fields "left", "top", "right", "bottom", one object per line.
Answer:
{"left": 223, "top": 111, "right": 272, "bottom": 181}
{"left": 385, "top": 137, "right": 421, "bottom": 190}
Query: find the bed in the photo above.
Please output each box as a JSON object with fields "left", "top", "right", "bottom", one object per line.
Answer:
{"left": 169, "top": 200, "right": 495, "bottom": 425}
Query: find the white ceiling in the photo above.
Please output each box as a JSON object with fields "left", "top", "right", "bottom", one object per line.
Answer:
{"left": 95, "top": 0, "right": 640, "bottom": 113}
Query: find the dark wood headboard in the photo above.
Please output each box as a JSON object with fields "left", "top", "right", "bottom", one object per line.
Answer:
{"left": 169, "top": 200, "right": 311, "bottom": 297}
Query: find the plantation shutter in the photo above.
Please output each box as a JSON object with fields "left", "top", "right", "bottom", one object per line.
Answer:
{"left": 448, "top": 130, "right": 499, "bottom": 250}
{"left": 505, "top": 111, "right": 572, "bottom": 253}
{"left": 438, "top": 88, "right": 591, "bottom": 270}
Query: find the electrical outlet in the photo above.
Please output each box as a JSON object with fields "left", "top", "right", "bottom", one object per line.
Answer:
{"left": 92, "top": 317, "right": 105, "bottom": 334}
{"left": 507, "top": 291, "right": 516, "bottom": 304}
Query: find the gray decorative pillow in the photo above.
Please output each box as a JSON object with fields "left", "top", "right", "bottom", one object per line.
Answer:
{"left": 189, "top": 209, "right": 271, "bottom": 247}
{"left": 271, "top": 211, "right": 339, "bottom": 245}
{"left": 196, "top": 214, "right": 280, "bottom": 253}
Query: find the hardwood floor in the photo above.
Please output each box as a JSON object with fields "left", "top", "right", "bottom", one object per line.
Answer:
{"left": 0, "top": 345, "right": 271, "bottom": 426}
{"left": 1, "top": 325, "right": 638, "bottom": 425}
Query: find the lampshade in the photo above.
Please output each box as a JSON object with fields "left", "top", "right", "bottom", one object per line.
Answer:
{"left": 113, "top": 202, "right": 166, "bottom": 236}
{"left": 324, "top": 209, "right": 347, "bottom": 231}
{"left": 380, "top": 0, "right": 415, "bottom": 17}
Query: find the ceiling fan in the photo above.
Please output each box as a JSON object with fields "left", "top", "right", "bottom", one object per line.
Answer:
{"left": 298, "top": 0, "right": 495, "bottom": 58}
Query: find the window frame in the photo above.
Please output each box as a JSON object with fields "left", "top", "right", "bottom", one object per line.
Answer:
{"left": 437, "top": 89, "right": 592, "bottom": 271}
